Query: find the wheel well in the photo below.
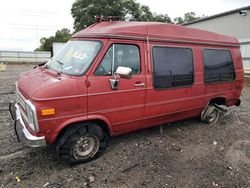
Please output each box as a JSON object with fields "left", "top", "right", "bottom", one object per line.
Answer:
{"left": 92, "top": 119, "right": 110, "bottom": 137}
{"left": 55, "top": 119, "right": 110, "bottom": 144}
{"left": 209, "top": 97, "right": 226, "bottom": 105}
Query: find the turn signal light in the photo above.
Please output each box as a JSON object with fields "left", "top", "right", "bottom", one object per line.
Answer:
{"left": 41, "top": 108, "right": 55, "bottom": 116}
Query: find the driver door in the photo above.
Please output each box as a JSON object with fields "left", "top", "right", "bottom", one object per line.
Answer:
{"left": 87, "top": 40, "right": 146, "bottom": 134}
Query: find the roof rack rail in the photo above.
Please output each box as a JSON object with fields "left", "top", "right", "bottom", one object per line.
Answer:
{"left": 94, "top": 15, "right": 122, "bottom": 22}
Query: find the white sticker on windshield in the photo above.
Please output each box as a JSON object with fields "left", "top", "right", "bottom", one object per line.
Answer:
{"left": 73, "top": 51, "right": 87, "bottom": 59}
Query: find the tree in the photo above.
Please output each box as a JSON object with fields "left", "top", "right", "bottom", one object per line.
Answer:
{"left": 152, "top": 13, "right": 172, "bottom": 23}
{"left": 54, "top": 28, "right": 71, "bottom": 42}
{"left": 71, "top": 0, "right": 172, "bottom": 32}
{"left": 173, "top": 17, "right": 184, "bottom": 24}
{"left": 174, "top": 12, "right": 204, "bottom": 24}
{"left": 132, "top": 5, "right": 172, "bottom": 23}
{"left": 36, "top": 28, "right": 71, "bottom": 51}
{"left": 183, "top": 12, "right": 200, "bottom": 22}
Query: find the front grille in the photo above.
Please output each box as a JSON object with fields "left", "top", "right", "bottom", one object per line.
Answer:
{"left": 16, "top": 89, "right": 29, "bottom": 124}
{"left": 16, "top": 89, "right": 26, "bottom": 111}
{"left": 15, "top": 86, "right": 39, "bottom": 132}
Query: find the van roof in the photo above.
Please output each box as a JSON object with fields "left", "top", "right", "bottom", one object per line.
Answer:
{"left": 72, "top": 21, "right": 239, "bottom": 47}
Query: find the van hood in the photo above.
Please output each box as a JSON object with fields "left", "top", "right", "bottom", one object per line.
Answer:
{"left": 17, "top": 67, "right": 83, "bottom": 100}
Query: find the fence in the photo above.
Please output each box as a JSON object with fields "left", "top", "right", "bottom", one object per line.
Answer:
{"left": 0, "top": 51, "right": 51, "bottom": 64}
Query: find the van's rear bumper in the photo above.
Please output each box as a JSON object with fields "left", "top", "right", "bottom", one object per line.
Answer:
{"left": 9, "top": 102, "right": 47, "bottom": 147}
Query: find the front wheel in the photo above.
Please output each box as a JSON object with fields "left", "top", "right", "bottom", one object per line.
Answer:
{"left": 56, "top": 123, "right": 108, "bottom": 164}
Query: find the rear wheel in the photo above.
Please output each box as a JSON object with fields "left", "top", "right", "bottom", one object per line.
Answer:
{"left": 56, "top": 123, "right": 108, "bottom": 164}
{"left": 201, "top": 105, "right": 220, "bottom": 124}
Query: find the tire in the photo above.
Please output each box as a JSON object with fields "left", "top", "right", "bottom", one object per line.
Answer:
{"left": 201, "top": 105, "right": 220, "bottom": 124}
{"left": 56, "top": 123, "right": 108, "bottom": 164}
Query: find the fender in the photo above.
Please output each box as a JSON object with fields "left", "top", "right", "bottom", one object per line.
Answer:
{"left": 87, "top": 114, "right": 114, "bottom": 135}
{"left": 47, "top": 114, "right": 113, "bottom": 144}
{"left": 47, "top": 115, "right": 89, "bottom": 144}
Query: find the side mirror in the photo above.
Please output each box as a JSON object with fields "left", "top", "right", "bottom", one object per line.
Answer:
{"left": 109, "top": 78, "right": 119, "bottom": 90}
{"left": 109, "top": 66, "right": 132, "bottom": 90}
{"left": 115, "top": 66, "right": 132, "bottom": 79}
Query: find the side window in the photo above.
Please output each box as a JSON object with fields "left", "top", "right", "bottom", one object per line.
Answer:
{"left": 95, "top": 44, "right": 140, "bottom": 76}
{"left": 203, "top": 49, "right": 235, "bottom": 83}
{"left": 152, "top": 46, "right": 194, "bottom": 89}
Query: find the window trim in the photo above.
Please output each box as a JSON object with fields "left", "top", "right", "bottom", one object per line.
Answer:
{"left": 151, "top": 45, "right": 195, "bottom": 90}
{"left": 94, "top": 43, "right": 142, "bottom": 76}
{"left": 202, "top": 48, "right": 236, "bottom": 85}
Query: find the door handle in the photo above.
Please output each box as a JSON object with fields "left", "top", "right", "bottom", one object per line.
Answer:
{"left": 134, "top": 83, "right": 145, "bottom": 87}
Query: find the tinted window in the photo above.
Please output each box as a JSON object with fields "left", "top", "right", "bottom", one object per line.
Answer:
{"left": 152, "top": 46, "right": 194, "bottom": 89}
{"left": 95, "top": 44, "right": 140, "bottom": 76}
{"left": 203, "top": 49, "right": 235, "bottom": 83}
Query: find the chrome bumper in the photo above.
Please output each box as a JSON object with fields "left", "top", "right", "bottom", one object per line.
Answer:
{"left": 9, "top": 102, "right": 47, "bottom": 147}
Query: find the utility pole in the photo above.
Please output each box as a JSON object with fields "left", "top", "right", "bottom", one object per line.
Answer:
{"left": 36, "top": 25, "right": 39, "bottom": 48}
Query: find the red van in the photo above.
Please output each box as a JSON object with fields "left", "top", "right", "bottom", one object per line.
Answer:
{"left": 9, "top": 21, "right": 244, "bottom": 164}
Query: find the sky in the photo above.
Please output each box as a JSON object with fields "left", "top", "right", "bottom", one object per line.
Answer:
{"left": 0, "top": 0, "right": 249, "bottom": 51}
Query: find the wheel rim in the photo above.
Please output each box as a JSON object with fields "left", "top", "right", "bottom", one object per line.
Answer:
{"left": 73, "top": 134, "right": 99, "bottom": 160}
{"left": 207, "top": 108, "right": 219, "bottom": 123}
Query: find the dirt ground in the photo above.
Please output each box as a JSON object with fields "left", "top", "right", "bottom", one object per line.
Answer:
{"left": 0, "top": 64, "right": 249, "bottom": 188}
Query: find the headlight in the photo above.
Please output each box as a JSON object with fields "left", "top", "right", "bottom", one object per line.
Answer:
{"left": 26, "top": 100, "right": 39, "bottom": 132}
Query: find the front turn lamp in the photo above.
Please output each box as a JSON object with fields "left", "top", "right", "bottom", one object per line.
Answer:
{"left": 41, "top": 108, "right": 56, "bottom": 116}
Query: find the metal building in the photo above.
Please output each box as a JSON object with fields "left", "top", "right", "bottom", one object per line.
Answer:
{"left": 183, "top": 6, "right": 250, "bottom": 76}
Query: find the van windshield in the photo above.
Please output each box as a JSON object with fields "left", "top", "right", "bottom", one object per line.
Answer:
{"left": 46, "top": 40, "right": 102, "bottom": 76}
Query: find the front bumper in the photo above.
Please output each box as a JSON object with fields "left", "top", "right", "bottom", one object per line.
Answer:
{"left": 9, "top": 102, "right": 47, "bottom": 147}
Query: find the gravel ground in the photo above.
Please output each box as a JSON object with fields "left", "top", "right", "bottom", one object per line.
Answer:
{"left": 0, "top": 64, "right": 249, "bottom": 188}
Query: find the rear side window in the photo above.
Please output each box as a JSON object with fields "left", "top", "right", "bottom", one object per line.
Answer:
{"left": 95, "top": 44, "right": 140, "bottom": 76}
{"left": 152, "top": 46, "right": 194, "bottom": 89}
{"left": 203, "top": 49, "right": 235, "bottom": 83}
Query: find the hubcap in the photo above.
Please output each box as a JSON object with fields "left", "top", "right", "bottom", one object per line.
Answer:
{"left": 73, "top": 134, "right": 99, "bottom": 159}
{"left": 207, "top": 108, "right": 218, "bottom": 123}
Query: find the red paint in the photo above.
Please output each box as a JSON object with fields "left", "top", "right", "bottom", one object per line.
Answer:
{"left": 17, "top": 21, "right": 244, "bottom": 144}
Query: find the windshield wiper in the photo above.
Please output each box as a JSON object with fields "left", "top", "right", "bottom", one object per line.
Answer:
{"left": 44, "top": 63, "right": 49, "bottom": 69}
{"left": 55, "top": 59, "right": 64, "bottom": 75}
